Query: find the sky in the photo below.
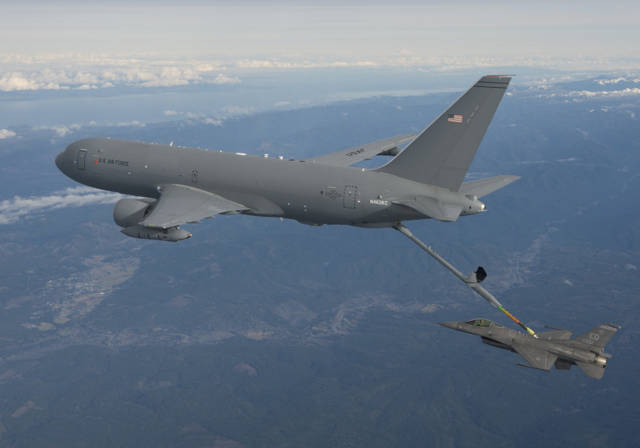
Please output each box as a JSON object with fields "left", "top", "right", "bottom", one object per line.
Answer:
{"left": 1, "top": 0, "right": 639, "bottom": 65}
{"left": 1, "top": 0, "right": 640, "bottom": 128}
{"left": 1, "top": 1, "right": 640, "bottom": 225}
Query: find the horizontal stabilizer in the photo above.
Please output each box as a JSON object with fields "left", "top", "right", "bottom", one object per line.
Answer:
{"left": 460, "top": 175, "right": 520, "bottom": 198}
{"left": 576, "top": 361, "right": 606, "bottom": 380}
{"left": 393, "top": 196, "right": 462, "bottom": 222}
{"left": 305, "top": 134, "right": 415, "bottom": 167}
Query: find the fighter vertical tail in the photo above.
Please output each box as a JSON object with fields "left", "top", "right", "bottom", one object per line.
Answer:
{"left": 574, "top": 323, "right": 620, "bottom": 379}
{"left": 575, "top": 323, "right": 620, "bottom": 350}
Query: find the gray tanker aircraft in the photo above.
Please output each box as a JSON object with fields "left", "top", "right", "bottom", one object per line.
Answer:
{"left": 55, "top": 75, "right": 518, "bottom": 241}
{"left": 440, "top": 319, "right": 621, "bottom": 379}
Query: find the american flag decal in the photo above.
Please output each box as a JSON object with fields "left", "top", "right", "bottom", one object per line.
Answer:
{"left": 447, "top": 113, "right": 463, "bottom": 123}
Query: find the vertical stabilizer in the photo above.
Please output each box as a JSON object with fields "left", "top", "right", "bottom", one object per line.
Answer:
{"left": 377, "top": 75, "right": 511, "bottom": 191}
{"left": 575, "top": 323, "right": 620, "bottom": 349}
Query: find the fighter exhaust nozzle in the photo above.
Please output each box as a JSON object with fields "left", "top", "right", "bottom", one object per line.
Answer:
{"left": 594, "top": 355, "right": 608, "bottom": 367}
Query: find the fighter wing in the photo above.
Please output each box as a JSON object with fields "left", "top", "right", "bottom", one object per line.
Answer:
{"left": 512, "top": 344, "right": 557, "bottom": 371}
{"left": 537, "top": 329, "right": 573, "bottom": 341}
{"left": 305, "top": 134, "right": 415, "bottom": 167}
{"left": 141, "top": 184, "right": 248, "bottom": 229}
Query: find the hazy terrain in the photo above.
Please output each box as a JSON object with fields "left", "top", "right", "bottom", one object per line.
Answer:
{"left": 0, "top": 73, "right": 639, "bottom": 447}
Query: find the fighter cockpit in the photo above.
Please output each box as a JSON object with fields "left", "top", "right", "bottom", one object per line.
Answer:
{"left": 466, "top": 318, "right": 494, "bottom": 327}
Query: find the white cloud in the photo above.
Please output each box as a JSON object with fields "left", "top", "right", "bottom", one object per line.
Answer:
{"left": 52, "top": 126, "right": 72, "bottom": 137}
{"left": 163, "top": 109, "right": 178, "bottom": 116}
{"left": 235, "top": 59, "right": 377, "bottom": 70}
{"left": 0, "top": 56, "right": 242, "bottom": 92}
{"left": 222, "top": 105, "right": 254, "bottom": 116}
{"left": 597, "top": 77, "right": 640, "bottom": 86}
{"left": 0, "top": 186, "right": 122, "bottom": 225}
{"left": 597, "top": 77, "right": 628, "bottom": 85}
{"left": 34, "top": 123, "right": 82, "bottom": 137}
{"left": 2, "top": 52, "right": 640, "bottom": 94}
{"left": 531, "top": 83, "right": 640, "bottom": 100}
{"left": 0, "top": 129, "right": 16, "bottom": 139}
{"left": 115, "top": 120, "right": 145, "bottom": 128}
{"left": 213, "top": 73, "right": 240, "bottom": 84}
{"left": 203, "top": 118, "right": 223, "bottom": 126}
{"left": 567, "top": 88, "right": 640, "bottom": 98}
{"left": 0, "top": 72, "right": 47, "bottom": 91}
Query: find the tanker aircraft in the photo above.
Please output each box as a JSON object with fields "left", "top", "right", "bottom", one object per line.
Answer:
{"left": 55, "top": 75, "right": 517, "bottom": 241}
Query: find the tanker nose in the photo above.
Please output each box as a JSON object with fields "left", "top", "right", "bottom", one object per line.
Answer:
{"left": 55, "top": 151, "right": 64, "bottom": 171}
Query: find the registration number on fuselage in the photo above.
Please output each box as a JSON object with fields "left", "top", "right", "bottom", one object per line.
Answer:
{"left": 96, "top": 157, "right": 129, "bottom": 167}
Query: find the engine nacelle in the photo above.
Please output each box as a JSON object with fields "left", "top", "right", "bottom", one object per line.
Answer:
{"left": 113, "top": 198, "right": 155, "bottom": 228}
{"left": 121, "top": 225, "right": 191, "bottom": 242}
{"left": 114, "top": 198, "right": 191, "bottom": 242}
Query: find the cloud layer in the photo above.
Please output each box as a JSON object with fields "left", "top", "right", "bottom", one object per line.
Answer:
{"left": 0, "top": 56, "right": 240, "bottom": 92}
{"left": 0, "top": 186, "right": 122, "bottom": 225}
{"left": 3, "top": 52, "right": 640, "bottom": 94}
{"left": 0, "top": 129, "right": 16, "bottom": 139}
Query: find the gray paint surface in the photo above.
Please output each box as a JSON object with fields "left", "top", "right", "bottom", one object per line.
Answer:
{"left": 55, "top": 76, "right": 515, "bottom": 240}
{"left": 440, "top": 319, "right": 621, "bottom": 379}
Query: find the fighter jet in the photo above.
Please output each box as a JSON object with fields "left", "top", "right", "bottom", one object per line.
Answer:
{"left": 440, "top": 319, "right": 621, "bottom": 379}
{"left": 55, "top": 75, "right": 518, "bottom": 241}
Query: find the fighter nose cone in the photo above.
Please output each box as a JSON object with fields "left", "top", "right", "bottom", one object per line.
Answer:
{"left": 439, "top": 321, "right": 459, "bottom": 330}
{"left": 55, "top": 151, "right": 64, "bottom": 171}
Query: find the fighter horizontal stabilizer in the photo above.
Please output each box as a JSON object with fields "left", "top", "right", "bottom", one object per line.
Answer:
{"left": 512, "top": 344, "right": 557, "bottom": 371}
{"left": 305, "top": 134, "right": 415, "bottom": 167}
{"left": 141, "top": 184, "right": 248, "bottom": 229}
{"left": 393, "top": 196, "right": 462, "bottom": 222}
{"left": 460, "top": 175, "right": 520, "bottom": 198}
{"left": 576, "top": 361, "right": 606, "bottom": 380}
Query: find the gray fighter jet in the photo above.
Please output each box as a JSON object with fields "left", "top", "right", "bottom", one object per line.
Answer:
{"left": 440, "top": 319, "right": 621, "bottom": 379}
{"left": 55, "top": 75, "right": 518, "bottom": 241}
